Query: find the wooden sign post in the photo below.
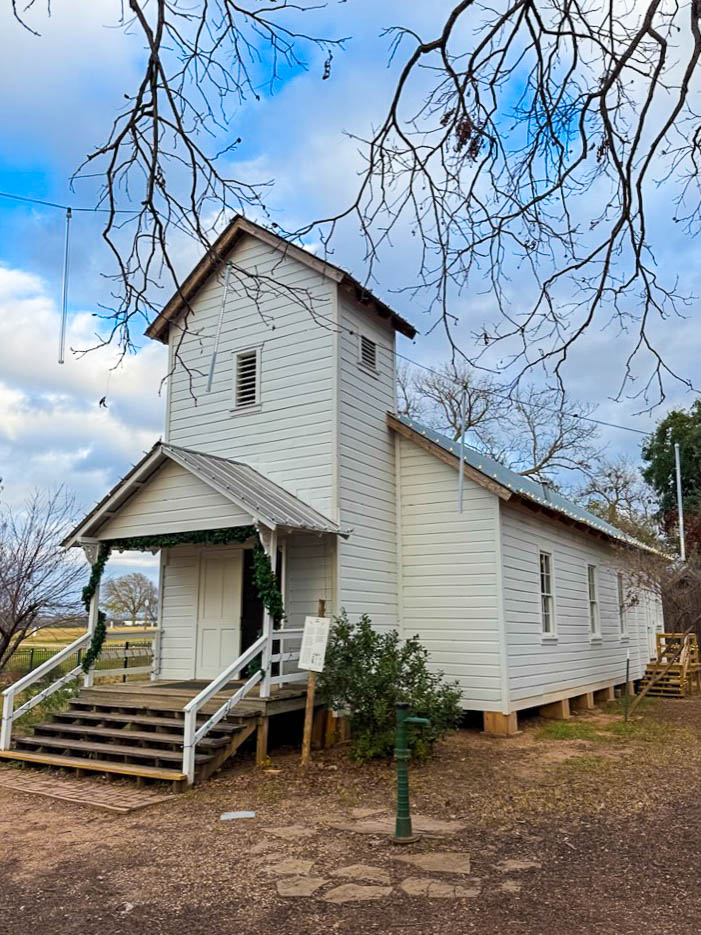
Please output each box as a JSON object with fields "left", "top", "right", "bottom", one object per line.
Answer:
{"left": 300, "top": 599, "right": 329, "bottom": 768}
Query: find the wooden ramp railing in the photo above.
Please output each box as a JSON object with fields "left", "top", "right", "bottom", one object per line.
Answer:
{"left": 638, "top": 633, "right": 701, "bottom": 700}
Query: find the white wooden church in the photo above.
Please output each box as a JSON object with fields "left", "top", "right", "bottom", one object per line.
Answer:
{"left": 1, "top": 217, "right": 664, "bottom": 786}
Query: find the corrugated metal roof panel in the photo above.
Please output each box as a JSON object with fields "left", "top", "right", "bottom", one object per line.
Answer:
{"left": 163, "top": 444, "right": 348, "bottom": 536}
{"left": 394, "top": 414, "right": 652, "bottom": 550}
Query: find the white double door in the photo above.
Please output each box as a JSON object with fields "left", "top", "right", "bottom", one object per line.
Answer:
{"left": 195, "top": 550, "right": 244, "bottom": 680}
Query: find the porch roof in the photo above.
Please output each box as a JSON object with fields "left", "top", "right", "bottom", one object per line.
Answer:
{"left": 62, "top": 442, "right": 349, "bottom": 547}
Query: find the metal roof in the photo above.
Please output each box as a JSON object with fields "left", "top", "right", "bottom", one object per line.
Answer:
{"left": 63, "top": 443, "right": 348, "bottom": 546}
{"left": 393, "top": 414, "right": 655, "bottom": 551}
{"left": 164, "top": 444, "right": 349, "bottom": 536}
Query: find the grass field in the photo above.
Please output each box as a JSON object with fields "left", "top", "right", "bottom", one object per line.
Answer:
{"left": 21, "top": 627, "right": 88, "bottom": 647}
{"left": 21, "top": 626, "right": 157, "bottom": 648}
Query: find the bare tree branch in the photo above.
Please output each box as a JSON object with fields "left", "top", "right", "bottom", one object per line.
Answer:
{"left": 0, "top": 488, "right": 84, "bottom": 673}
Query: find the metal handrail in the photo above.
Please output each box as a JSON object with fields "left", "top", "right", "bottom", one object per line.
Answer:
{"left": 181, "top": 633, "right": 267, "bottom": 783}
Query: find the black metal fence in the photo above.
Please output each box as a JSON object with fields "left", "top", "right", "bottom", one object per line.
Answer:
{"left": 6, "top": 641, "right": 153, "bottom": 684}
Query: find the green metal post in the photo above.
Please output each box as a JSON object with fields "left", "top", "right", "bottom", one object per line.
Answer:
{"left": 392, "top": 702, "right": 429, "bottom": 844}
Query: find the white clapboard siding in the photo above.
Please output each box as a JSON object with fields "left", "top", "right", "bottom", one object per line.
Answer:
{"left": 166, "top": 233, "right": 337, "bottom": 518}
{"left": 159, "top": 545, "right": 200, "bottom": 679}
{"left": 397, "top": 436, "right": 504, "bottom": 709}
{"left": 336, "top": 294, "right": 398, "bottom": 630}
{"left": 284, "top": 533, "right": 335, "bottom": 628}
{"left": 500, "top": 500, "right": 657, "bottom": 709}
{"left": 98, "top": 460, "right": 253, "bottom": 539}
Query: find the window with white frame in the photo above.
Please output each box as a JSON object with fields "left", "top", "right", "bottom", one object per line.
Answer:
{"left": 539, "top": 551, "right": 555, "bottom": 635}
{"left": 358, "top": 334, "right": 378, "bottom": 371}
{"left": 233, "top": 347, "right": 261, "bottom": 410}
{"left": 617, "top": 572, "right": 628, "bottom": 637}
{"left": 587, "top": 564, "right": 600, "bottom": 638}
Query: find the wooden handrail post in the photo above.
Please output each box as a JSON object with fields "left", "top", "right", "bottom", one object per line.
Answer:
{"left": 301, "top": 599, "right": 325, "bottom": 769}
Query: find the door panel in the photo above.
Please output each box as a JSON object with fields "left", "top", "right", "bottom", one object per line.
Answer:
{"left": 196, "top": 551, "right": 243, "bottom": 680}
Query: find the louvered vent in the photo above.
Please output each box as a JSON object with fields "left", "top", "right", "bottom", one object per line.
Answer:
{"left": 360, "top": 335, "right": 377, "bottom": 370}
{"left": 235, "top": 350, "right": 259, "bottom": 408}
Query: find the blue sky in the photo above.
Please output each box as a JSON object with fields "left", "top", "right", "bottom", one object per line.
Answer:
{"left": 1, "top": 2, "right": 699, "bottom": 578}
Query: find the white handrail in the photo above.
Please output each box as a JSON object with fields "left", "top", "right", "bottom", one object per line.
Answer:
{"left": 182, "top": 633, "right": 267, "bottom": 784}
{"left": 1, "top": 633, "right": 91, "bottom": 750}
{"left": 1, "top": 631, "right": 158, "bottom": 751}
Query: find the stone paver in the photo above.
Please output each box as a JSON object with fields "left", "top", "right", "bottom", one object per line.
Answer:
{"left": 500, "top": 880, "right": 522, "bottom": 894}
{"left": 276, "top": 876, "right": 328, "bottom": 897}
{"left": 399, "top": 876, "right": 481, "bottom": 899}
{"left": 322, "top": 883, "right": 393, "bottom": 903}
{"left": 496, "top": 858, "right": 542, "bottom": 872}
{"left": 267, "top": 858, "right": 315, "bottom": 876}
{"left": 328, "top": 812, "right": 464, "bottom": 837}
{"left": 394, "top": 851, "right": 471, "bottom": 875}
{"left": 330, "top": 863, "right": 391, "bottom": 884}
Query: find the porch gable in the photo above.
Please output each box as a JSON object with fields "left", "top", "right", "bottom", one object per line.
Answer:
{"left": 97, "top": 459, "right": 253, "bottom": 540}
{"left": 62, "top": 442, "right": 348, "bottom": 548}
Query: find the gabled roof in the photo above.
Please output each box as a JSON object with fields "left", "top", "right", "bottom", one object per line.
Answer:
{"left": 145, "top": 215, "right": 417, "bottom": 343}
{"left": 63, "top": 443, "right": 349, "bottom": 547}
{"left": 389, "top": 413, "right": 656, "bottom": 552}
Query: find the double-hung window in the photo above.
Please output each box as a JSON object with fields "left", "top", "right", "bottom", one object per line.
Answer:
{"left": 617, "top": 572, "right": 628, "bottom": 637}
{"left": 587, "top": 564, "right": 601, "bottom": 638}
{"left": 540, "top": 551, "right": 555, "bottom": 636}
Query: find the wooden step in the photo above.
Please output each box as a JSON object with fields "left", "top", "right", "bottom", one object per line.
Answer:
{"left": 15, "top": 736, "right": 211, "bottom": 764}
{"left": 34, "top": 722, "right": 229, "bottom": 749}
{"left": 0, "top": 750, "right": 186, "bottom": 782}
{"left": 57, "top": 708, "right": 243, "bottom": 734}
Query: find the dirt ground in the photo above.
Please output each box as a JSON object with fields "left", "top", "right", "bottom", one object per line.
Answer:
{"left": 3, "top": 697, "right": 701, "bottom": 935}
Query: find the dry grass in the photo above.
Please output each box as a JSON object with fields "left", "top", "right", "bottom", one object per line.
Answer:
{"left": 20, "top": 627, "right": 88, "bottom": 647}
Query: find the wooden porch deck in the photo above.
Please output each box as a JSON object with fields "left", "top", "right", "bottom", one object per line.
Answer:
{"left": 78, "top": 678, "right": 310, "bottom": 717}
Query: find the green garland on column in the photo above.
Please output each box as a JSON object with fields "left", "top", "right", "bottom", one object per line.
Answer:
{"left": 78, "top": 526, "right": 285, "bottom": 674}
{"left": 80, "top": 542, "right": 112, "bottom": 673}
{"left": 252, "top": 539, "right": 285, "bottom": 625}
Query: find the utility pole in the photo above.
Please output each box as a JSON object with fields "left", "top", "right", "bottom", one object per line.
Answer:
{"left": 675, "top": 442, "right": 686, "bottom": 563}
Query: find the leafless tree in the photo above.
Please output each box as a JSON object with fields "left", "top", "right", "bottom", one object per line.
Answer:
{"left": 411, "top": 361, "right": 500, "bottom": 442}
{"left": 396, "top": 362, "right": 424, "bottom": 420}
{"left": 12, "top": 3, "right": 701, "bottom": 403}
{"left": 310, "top": 1, "right": 701, "bottom": 405}
{"left": 619, "top": 547, "right": 701, "bottom": 648}
{"left": 579, "top": 455, "right": 659, "bottom": 543}
{"left": 400, "top": 360, "right": 601, "bottom": 483}
{"left": 103, "top": 572, "right": 159, "bottom": 625}
{"left": 0, "top": 488, "right": 84, "bottom": 673}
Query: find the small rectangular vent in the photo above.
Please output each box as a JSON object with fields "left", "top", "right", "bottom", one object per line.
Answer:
{"left": 359, "top": 335, "right": 377, "bottom": 370}
{"left": 235, "top": 349, "right": 259, "bottom": 408}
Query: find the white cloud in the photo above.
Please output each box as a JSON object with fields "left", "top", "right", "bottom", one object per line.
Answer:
{"left": 0, "top": 265, "right": 166, "bottom": 510}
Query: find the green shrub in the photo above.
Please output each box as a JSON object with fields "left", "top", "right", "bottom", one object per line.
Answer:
{"left": 317, "top": 611, "right": 462, "bottom": 760}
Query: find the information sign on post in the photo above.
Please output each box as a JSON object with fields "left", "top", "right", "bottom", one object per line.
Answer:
{"left": 300, "top": 604, "right": 330, "bottom": 767}
{"left": 299, "top": 616, "right": 330, "bottom": 672}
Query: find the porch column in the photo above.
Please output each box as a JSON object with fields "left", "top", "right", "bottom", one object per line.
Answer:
{"left": 83, "top": 580, "right": 101, "bottom": 688}
{"left": 259, "top": 527, "right": 277, "bottom": 698}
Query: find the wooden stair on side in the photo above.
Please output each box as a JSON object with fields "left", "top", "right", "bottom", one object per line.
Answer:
{"left": 639, "top": 633, "right": 701, "bottom": 697}
{"left": 1, "top": 689, "right": 259, "bottom": 789}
